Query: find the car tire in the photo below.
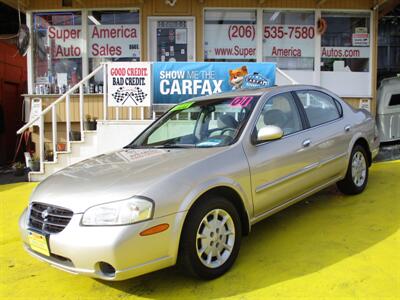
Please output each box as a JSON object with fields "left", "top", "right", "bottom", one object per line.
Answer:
{"left": 179, "top": 195, "right": 242, "bottom": 279}
{"left": 337, "top": 144, "right": 369, "bottom": 195}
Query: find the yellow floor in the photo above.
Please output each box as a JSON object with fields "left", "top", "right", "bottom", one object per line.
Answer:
{"left": 1, "top": 162, "right": 399, "bottom": 300}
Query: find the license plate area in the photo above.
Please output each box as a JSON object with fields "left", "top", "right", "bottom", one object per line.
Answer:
{"left": 28, "top": 231, "right": 50, "bottom": 256}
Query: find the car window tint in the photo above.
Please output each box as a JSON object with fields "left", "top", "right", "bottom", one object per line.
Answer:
{"left": 296, "top": 91, "right": 340, "bottom": 127}
{"left": 389, "top": 94, "right": 400, "bottom": 106}
{"left": 256, "top": 92, "right": 302, "bottom": 136}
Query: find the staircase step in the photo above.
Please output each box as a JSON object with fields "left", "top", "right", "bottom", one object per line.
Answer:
{"left": 56, "top": 151, "right": 71, "bottom": 154}
{"left": 29, "top": 128, "right": 101, "bottom": 181}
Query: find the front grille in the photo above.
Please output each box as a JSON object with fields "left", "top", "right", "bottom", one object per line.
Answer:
{"left": 29, "top": 202, "right": 73, "bottom": 234}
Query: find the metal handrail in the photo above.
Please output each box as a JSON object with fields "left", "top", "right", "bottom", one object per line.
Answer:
{"left": 276, "top": 67, "right": 298, "bottom": 85}
{"left": 17, "top": 64, "right": 104, "bottom": 135}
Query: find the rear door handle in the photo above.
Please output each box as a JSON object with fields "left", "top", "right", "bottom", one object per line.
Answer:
{"left": 302, "top": 139, "right": 311, "bottom": 148}
{"left": 344, "top": 125, "right": 351, "bottom": 132}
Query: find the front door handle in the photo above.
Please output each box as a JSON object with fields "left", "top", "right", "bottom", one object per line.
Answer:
{"left": 344, "top": 125, "right": 351, "bottom": 132}
{"left": 302, "top": 139, "right": 311, "bottom": 148}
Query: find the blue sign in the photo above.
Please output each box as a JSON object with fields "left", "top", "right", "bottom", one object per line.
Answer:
{"left": 152, "top": 62, "right": 276, "bottom": 104}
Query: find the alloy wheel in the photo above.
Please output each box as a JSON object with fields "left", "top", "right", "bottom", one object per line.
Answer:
{"left": 196, "top": 209, "right": 235, "bottom": 269}
{"left": 351, "top": 151, "right": 367, "bottom": 187}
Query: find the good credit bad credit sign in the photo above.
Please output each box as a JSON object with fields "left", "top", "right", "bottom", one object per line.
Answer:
{"left": 108, "top": 62, "right": 151, "bottom": 107}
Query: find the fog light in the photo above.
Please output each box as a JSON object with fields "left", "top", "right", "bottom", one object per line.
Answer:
{"left": 98, "top": 262, "right": 116, "bottom": 277}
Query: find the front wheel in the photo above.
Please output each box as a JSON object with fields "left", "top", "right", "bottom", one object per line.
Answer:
{"left": 179, "top": 196, "right": 242, "bottom": 279}
{"left": 337, "top": 144, "right": 369, "bottom": 195}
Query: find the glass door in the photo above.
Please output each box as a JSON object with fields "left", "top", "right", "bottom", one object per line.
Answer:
{"left": 148, "top": 16, "right": 195, "bottom": 62}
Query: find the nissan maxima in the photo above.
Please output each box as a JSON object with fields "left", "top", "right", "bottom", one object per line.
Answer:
{"left": 19, "top": 85, "right": 379, "bottom": 280}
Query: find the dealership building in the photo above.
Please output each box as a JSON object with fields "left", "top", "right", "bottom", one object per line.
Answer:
{"left": 0, "top": 0, "right": 398, "bottom": 180}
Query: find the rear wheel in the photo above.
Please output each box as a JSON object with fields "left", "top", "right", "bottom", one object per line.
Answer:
{"left": 179, "top": 196, "right": 242, "bottom": 279}
{"left": 337, "top": 144, "right": 369, "bottom": 195}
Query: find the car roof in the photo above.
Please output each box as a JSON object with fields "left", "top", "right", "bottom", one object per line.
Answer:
{"left": 186, "top": 84, "right": 332, "bottom": 103}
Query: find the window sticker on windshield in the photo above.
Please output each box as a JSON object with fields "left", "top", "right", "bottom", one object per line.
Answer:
{"left": 171, "top": 101, "right": 194, "bottom": 112}
{"left": 230, "top": 96, "right": 254, "bottom": 107}
{"left": 197, "top": 139, "right": 222, "bottom": 147}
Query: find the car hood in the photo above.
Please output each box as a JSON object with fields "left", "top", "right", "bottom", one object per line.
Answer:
{"left": 30, "top": 147, "right": 225, "bottom": 213}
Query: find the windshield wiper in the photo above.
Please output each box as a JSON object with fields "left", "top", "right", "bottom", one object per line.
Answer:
{"left": 153, "top": 143, "right": 196, "bottom": 149}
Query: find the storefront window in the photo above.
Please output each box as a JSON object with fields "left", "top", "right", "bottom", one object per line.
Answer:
{"left": 262, "top": 11, "right": 315, "bottom": 70}
{"left": 204, "top": 10, "right": 257, "bottom": 62}
{"left": 88, "top": 10, "right": 140, "bottom": 89}
{"left": 321, "top": 12, "right": 370, "bottom": 72}
{"left": 33, "top": 12, "right": 82, "bottom": 94}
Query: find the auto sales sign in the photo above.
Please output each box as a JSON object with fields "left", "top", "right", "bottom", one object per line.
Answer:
{"left": 107, "top": 62, "right": 151, "bottom": 107}
{"left": 47, "top": 24, "right": 140, "bottom": 59}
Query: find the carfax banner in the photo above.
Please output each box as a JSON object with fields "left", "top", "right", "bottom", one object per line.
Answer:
{"left": 152, "top": 62, "right": 276, "bottom": 104}
{"left": 107, "top": 62, "right": 151, "bottom": 107}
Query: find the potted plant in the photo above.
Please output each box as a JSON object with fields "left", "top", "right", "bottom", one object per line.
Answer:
{"left": 84, "top": 114, "right": 97, "bottom": 130}
{"left": 13, "top": 162, "right": 25, "bottom": 176}
{"left": 45, "top": 149, "right": 54, "bottom": 161}
{"left": 84, "top": 114, "right": 92, "bottom": 130}
{"left": 30, "top": 157, "right": 41, "bottom": 172}
{"left": 92, "top": 116, "right": 98, "bottom": 130}
{"left": 69, "top": 130, "right": 81, "bottom": 141}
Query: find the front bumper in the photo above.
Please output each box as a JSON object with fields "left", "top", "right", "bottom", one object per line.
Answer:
{"left": 19, "top": 208, "right": 186, "bottom": 281}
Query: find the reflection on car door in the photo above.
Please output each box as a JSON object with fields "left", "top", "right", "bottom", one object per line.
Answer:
{"left": 244, "top": 93, "right": 324, "bottom": 217}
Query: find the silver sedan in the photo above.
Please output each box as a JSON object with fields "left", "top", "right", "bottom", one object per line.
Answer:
{"left": 19, "top": 85, "right": 379, "bottom": 280}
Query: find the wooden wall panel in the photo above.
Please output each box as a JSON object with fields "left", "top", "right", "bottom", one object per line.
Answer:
{"left": 152, "top": 0, "right": 191, "bottom": 15}
{"left": 28, "top": 0, "right": 144, "bottom": 10}
{"left": 26, "top": 0, "right": 374, "bottom": 11}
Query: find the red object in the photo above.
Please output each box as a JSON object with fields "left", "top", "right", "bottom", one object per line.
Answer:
{"left": 56, "top": 143, "right": 66, "bottom": 151}
{"left": 317, "top": 18, "right": 328, "bottom": 35}
{"left": 0, "top": 41, "right": 27, "bottom": 165}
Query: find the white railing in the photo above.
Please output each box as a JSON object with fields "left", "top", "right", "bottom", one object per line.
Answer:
{"left": 276, "top": 67, "right": 298, "bottom": 85}
{"left": 16, "top": 63, "right": 154, "bottom": 173}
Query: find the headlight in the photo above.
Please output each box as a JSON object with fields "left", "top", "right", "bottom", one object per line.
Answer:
{"left": 81, "top": 197, "right": 153, "bottom": 226}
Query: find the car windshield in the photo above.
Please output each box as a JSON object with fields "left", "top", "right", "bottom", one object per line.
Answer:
{"left": 127, "top": 95, "right": 261, "bottom": 148}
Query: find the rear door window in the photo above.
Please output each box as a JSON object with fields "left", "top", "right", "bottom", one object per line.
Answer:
{"left": 295, "top": 90, "right": 341, "bottom": 127}
{"left": 388, "top": 94, "right": 400, "bottom": 106}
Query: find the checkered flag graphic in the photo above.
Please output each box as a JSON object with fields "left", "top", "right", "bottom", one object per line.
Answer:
{"left": 111, "top": 87, "right": 147, "bottom": 105}
{"left": 131, "top": 87, "right": 147, "bottom": 104}
{"left": 112, "top": 87, "right": 129, "bottom": 104}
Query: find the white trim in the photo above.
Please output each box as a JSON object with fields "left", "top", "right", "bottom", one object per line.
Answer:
{"left": 256, "top": 9, "right": 263, "bottom": 62}
{"left": 26, "top": 7, "right": 139, "bottom": 13}
{"left": 81, "top": 9, "right": 89, "bottom": 79}
{"left": 314, "top": 9, "right": 321, "bottom": 85}
{"left": 26, "top": 12, "right": 34, "bottom": 94}
{"left": 369, "top": 9, "right": 374, "bottom": 96}
{"left": 147, "top": 16, "right": 196, "bottom": 62}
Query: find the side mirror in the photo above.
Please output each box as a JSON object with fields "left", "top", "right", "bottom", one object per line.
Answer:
{"left": 257, "top": 125, "right": 283, "bottom": 142}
